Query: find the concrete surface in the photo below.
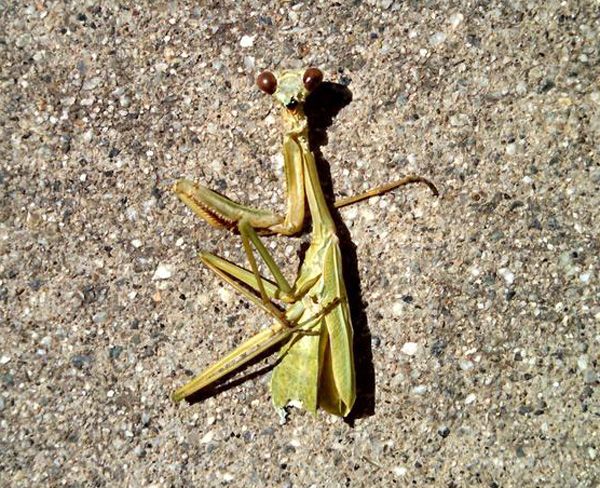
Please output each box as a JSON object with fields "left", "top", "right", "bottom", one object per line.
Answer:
{"left": 1, "top": 1, "right": 598, "bottom": 486}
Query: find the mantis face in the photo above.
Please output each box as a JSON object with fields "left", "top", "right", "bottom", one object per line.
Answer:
{"left": 256, "top": 68, "right": 323, "bottom": 113}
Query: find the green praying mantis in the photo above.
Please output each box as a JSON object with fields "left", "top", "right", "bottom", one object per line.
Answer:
{"left": 171, "top": 68, "right": 438, "bottom": 417}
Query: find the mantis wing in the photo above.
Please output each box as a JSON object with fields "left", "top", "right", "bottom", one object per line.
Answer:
{"left": 270, "top": 319, "right": 322, "bottom": 414}
{"left": 270, "top": 239, "right": 356, "bottom": 417}
{"left": 317, "top": 240, "right": 355, "bottom": 417}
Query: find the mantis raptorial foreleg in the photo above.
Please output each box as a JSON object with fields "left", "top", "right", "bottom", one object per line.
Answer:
{"left": 176, "top": 125, "right": 437, "bottom": 237}
{"left": 174, "top": 132, "right": 306, "bottom": 236}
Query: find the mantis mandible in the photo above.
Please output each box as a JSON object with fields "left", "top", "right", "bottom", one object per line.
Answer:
{"left": 172, "top": 68, "right": 438, "bottom": 416}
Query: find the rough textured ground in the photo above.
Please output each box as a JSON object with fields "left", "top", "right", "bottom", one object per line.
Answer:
{"left": 1, "top": 1, "right": 598, "bottom": 486}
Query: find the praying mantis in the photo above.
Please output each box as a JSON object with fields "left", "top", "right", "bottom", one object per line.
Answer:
{"left": 171, "top": 68, "right": 438, "bottom": 417}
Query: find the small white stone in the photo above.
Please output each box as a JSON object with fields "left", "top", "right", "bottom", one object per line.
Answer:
{"left": 412, "top": 385, "right": 427, "bottom": 395}
{"left": 152, "top": 263, "right": 173, "bottom": 280}
{"left": 506, "top": 143, "right": 517, "bottom": 155}
{"left": 217, "top": 287, "right": 233, "bottom": 304}
{"left": 360, "top": 207, "right": 376, "bottom": 222}
{"left": 0, "top": 355, "right": 11, "bottom": 365}
{"left": 343, "top": 205, "right": 358, "bottom": 221}
{"left": 579, "top": 272, "right": 591, "bottom": 283}
{"left": 464, "top": 393, "right": 477, "bottom": 404}
{"left": 498, "top": 268, "right": 515, "bottom": 285}
{"left": 155, "top": 62, "right": 168, "bottom": 72}
{"left": 401, "top": 342, "right": 418, "bottom": 355}
{"left": 243, "top": 55, "right": 255, "bottom": 71}
{"left": 429, "top": 32, "right": 447, "bottom": 46}
{"left": 392, "top": 302, "right": 404, "bottom": 316}
{"left": 522, "top": 176, "right": 533, "bottom": 184}
{"left": 131, "top": 239, "right": 142, "bottom": 249}
{"left": 82, "top": 76, "right": 101, "bottom": 91}
{"left": 200, "top": 431, "right": 214, "bottom": 444}
{"left": 449, "top": 113, "right": 469, "bottom": 127}
{"left": 393, "top": 466, "right": 407, "bottom": 477}
{"left": 449, "top": 13, "right": 464, "bottom": 27}
{"left": 240, "top": 35, "right": 254, "bottom": 47}
{"left": 459, "top": 359, "right": 474, "bottom": 370}
{"left": 222, "top": 473, "right": 234, "bottom": 482}
{"left": 577, "top": 355, "right": 588, "bottom": 371}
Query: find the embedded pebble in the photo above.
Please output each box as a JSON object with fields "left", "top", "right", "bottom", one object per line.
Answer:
{"left": 464, "top": 393, "right": 477, "bottom": 404}
{"left": 449, "top": 13, "right": 464, "bottom": 27}
{"left": 429, "top": 32, "right": 447, "bottom": 46}
{"left": 506, "top": 143, "right": 517, "bottom": 155}
{"left": 498, "top": 268, "right": 515, "bottom": 285}
{"left": 82, "top": 77, "right": 102, "bottom": 91}
{"left": 392, "top": 302, "right": 404, "bottom": 316}
{"left": 92, "top": 311, "right": 108, "bottom": 324}
{"left": 583, "top": 369, "right": 597, "bottom": 384}
{"left": 459, "top": 359, "right": 475, "bottom": 371}
{"left": 152, "top": 264, "right": 173, "bottom": 280}
{"left": 200, "top": 431, "right": 215, "bottom": 444}
{"left": 240, "top": 35, "right": 254, "bottom": 47}
{"left": 401, "top": 342, "right": 418, "bottom": 356}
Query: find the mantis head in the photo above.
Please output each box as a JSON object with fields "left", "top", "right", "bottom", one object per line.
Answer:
{"left": 256, "top": 68, "right": 323, "bottom": 112}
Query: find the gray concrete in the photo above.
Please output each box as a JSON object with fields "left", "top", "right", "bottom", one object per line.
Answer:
{"left": 1, "top": 1, "right": 598, "bottom": 486}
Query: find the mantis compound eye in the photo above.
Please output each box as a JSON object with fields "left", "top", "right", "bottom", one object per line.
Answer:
{"left": 303, "top": 68, "right": 323, "bottom": 92}
{"left": 257, "top": 70, "right": 277, "bottom": 95}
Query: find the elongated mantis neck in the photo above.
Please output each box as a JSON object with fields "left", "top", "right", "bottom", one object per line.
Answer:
{"left": 283, "top": 107, "right": 336, "bottom": 238}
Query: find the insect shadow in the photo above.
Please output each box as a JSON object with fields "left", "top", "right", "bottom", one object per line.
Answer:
{"left": 183, "top": 82, "right": 375, "bottom": 421}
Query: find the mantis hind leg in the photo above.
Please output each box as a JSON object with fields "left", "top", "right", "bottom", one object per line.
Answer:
{"left": 334, "top": 175, "right": 438, "bottom": 209}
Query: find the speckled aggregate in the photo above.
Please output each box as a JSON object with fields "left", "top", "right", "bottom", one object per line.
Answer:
{"left": 1, "top": 1, "right": 598, "bottom": 486}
